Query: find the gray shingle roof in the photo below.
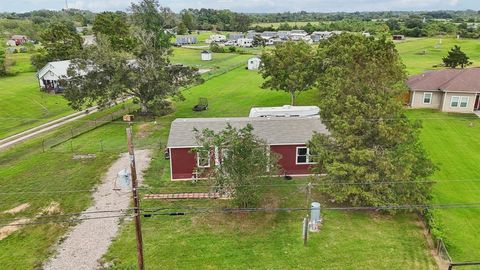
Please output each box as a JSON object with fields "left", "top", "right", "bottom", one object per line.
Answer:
{"left": 407, "top": 68, "right": 480, "bottom": 93}
{"left": 167, "top": 117, "right": 328, "bottom": 148}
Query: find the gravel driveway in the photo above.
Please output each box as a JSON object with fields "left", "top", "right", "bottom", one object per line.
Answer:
{"left": 43, "top": 149, "right": 151, "bottom": 270}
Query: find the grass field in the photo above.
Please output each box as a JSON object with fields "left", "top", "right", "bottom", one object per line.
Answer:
{"left": 395, "top": 38, "right": 480, "bottom": 75}
{"left": 0, "top": 72, "right": 73, "bottom": 139}
{"left": 171, "top": 47, "right": 253, "bottom": 73}
{"left": 100, "top": 67, "right": 436, "bottom": 269}
{"left": 406, "top": 109, "right": 480, "bottom": 261}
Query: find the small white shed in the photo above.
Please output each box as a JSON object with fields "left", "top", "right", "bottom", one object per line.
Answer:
{"left": 247, "top": 57, "right": 261, "bottom": 70}
{"left": 201, "top": 51, "right": 212, "bottom": 61}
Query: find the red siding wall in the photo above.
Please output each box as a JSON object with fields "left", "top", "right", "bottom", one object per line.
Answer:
{"left": 270, "top": 144, "right": 313, "bottom": 175}
{"left": 169, "top": 144, "right": 313, "bottom": 180}
{"left": 170, "top": 148, "right": 196, "bottom": 180}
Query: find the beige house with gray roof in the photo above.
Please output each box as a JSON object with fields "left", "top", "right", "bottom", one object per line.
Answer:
{"left": 407, "top": 68, "right": 480, "bottom": 113}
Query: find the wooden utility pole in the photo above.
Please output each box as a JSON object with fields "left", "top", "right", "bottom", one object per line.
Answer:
{"left": 126, "top": 127, "right": 145, "bottom": 270}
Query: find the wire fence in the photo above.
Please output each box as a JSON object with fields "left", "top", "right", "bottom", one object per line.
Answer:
{"left": 437, "top": 238, "right": 453, "bottom": 263}
{"left": 41, "top": 104, "right": 136, "bottom": 152}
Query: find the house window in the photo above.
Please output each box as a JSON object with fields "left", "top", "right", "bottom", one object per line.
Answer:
{"left": 423, "top": 92, "right": 432, "bottom": 104}
{"left": 450, "top": 96, "right": 459, "bottom": 107}
{"left": 296, "top": 147, "right": 316, "bottom": 164}
{"left": 451, "top": 96, "right": 469, "bottom": 108}
{"left": 196, "top": 150, "right": 210, "bottom": 168}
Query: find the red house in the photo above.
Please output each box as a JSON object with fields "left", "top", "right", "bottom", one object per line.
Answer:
{"left": 166, "top": 117, "right": 328, "bottom": 180}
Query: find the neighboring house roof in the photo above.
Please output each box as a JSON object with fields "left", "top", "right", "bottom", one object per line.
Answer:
{"left": 11, "top": 35, "right": 27, "bottom": 40}
{"left": 167, "top": 117, "right": 328, "bottom": 148}
{"left": 37, "top": 60, "right": 72, "bottom": 80}
{"left": 201, "top": 50, "right": 211, "bottom": 54}
{"left": 82, "top": 35, "right": 96, "bottom": 46}
{"left": 407, "top": 68, "right": 480, "bottom": 93}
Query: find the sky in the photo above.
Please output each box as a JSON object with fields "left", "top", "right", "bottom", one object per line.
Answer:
{"left": 0, "top": 0, "right": 478, "bottom": 13}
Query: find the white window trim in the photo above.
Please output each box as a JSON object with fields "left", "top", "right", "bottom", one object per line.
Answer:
{"left": 460, "top": 96, "right": 469, "bottom": 108}
{"left": 450, "top": 96, "right": 469, "bottom": 108}
{"left": 450, "top": 96, "right": 460, "bottom": 108}
{"left": 196, "top": 150, "right": 210, "bottom": 168}
{"left": 423, "top": 92, "right": 433, "bottom": 104}
{"left": 295, "top": 146, "right": 316, "bottom": 165}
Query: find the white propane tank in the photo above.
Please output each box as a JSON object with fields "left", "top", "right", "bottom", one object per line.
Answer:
{"left": 309, "top": 202, "right": 322, "bottom": 232}
{"left": 117, "top": 169, "right": 131, "bottom": 188}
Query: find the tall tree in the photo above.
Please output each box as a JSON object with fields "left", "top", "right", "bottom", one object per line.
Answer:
{"left": 130, "top": 0, "right": 174, "bottom": 48}
{"left": 180, "top": 10, "right": 195, "bottom": 31}
{"left": 194, "top": 124, "right": 279, "bottom": 208}
{"left": 40, "top": 22, "right": 82, "bottom": 61}
{"left": 0, "top": 48, "right": 6, "bottom": 76}
{"left": 260, "top": 41, "right": 316, "bottom": 105}
{"left": 63, "top": 32, "right": 202, "bottom": 115}
{"left": 442, "top": 45, "right": 472, "bottom": 68}
{"left": 92, "top": 11, "right": 134, "bottom": 52}
{"left": 230, "top": 13, "right": 251, "bottom": 32}
{"left": 309, "top": 34, "right": 435, "bottom": 208}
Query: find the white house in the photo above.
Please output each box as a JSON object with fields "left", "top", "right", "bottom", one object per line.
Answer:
{"left": 237, "top": 38, "right": 253, "bottom": 47}
{"left": 247, "top": 57, "right": 261, "bottom": 70}
{"left": 5, "top": 40, "right": 16, "bottom": 46}
{"left": 210, "top": 34, "right": 226, "bottom": 42}
{"left": 249, "top": 105, "right": 320, "bottom": 118}
{"left": 201, "top": 50, "right": 212, "bottom": 61}
{"left": 37, "top": 60, "right": 72, "bottom": 93}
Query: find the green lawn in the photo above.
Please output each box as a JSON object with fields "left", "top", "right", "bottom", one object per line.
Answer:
{"left": 171, "top": 47, "right": 253, "bottom": 72}
{"left": 406, "top": 109, "right": 480, "bottom": 261}
{"left": 0, "top": 72, "right": 73, "bottom": 139}
{"left": 101, "top": 67, "right": 437, "bottom": 269}
{"left": 395, "top": 38, "right": 480, "bottom": 75}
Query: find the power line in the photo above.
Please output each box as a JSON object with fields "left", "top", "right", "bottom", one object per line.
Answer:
{"left": 4, "top": 178, "right": 480, "bottom": 195}
{"left": 0, "top": 209, "right": 133, "bottom": 222}
{"left": 0, "top": 214, "right": 132, "bottom": 227}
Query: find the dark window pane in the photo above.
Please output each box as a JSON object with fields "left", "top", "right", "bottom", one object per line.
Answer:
{"left": 297, "top": 156, "right": 307, "bottom": 163}
{"left": 298, "top": 148, "right": 307, "bottom": 155}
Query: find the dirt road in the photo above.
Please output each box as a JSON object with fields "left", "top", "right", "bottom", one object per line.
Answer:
{"left": 43, "top": 149, "right": 151, "bottom": 270}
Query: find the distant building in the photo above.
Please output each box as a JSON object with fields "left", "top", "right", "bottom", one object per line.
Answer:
{"left": 201, "top": 50, "right": 212, "bottom": 61}
{"left": 237, "top": 38, "right": 253, "bottom": 47}
{"left": 228, "top": 33, "right": 244, "bottom": 41}
{"left": 175, "top": 35, "right": 197, "bottom": 45}
{"left": 37, "top": 60, "right": 72, "bottom": 93}
{"left": 210, "top": 34, "right": 226, "bottom": 42}
{"left": 392, "top": 35, "right": 405, "bottom": 41}
{"left": 5, "top": 39, "right": 16, "bottom": 47}
{"left": 289, "top": 30, "right": 308, "bottom": 41}
{"left": 10, "top": 35, "right": 28, "bottom": 45}
{"left": 261, "top": 31, "right": 277, "bottom": 39}
{"left": 247, "top": 57, "right": 261, "bottom": 70}
{"left": 246, "top": 30, "right": 258, "bottom": 39}
{"left": 407, "top": 68, "right": 480, "bottom": 113}
{"left": 277, "top": 31, "right": 291, "bottom": 40}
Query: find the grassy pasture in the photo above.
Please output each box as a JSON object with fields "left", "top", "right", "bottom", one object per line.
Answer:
{"left": 406, "top": 109, "right": 480, "bottom": 261}
{"left": 395, "top": 37, "right": 480, "bottom": 75}
{"left": 0, "top": 72, "right": 73, "bottom": 139}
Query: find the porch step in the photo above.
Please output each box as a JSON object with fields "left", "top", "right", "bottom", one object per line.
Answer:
{"left": 144, "top": 192, "right": 225, "bottom": 200}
